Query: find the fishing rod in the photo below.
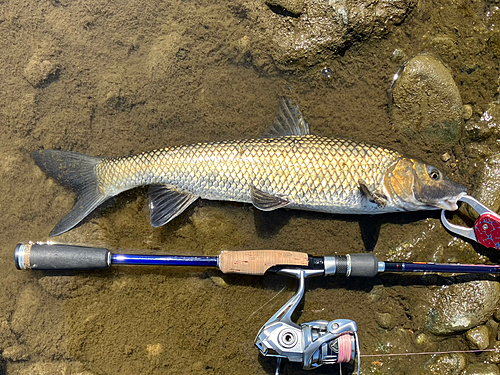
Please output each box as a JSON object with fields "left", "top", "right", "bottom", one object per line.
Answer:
{"left": 13, "top": 241, "right": 500, "bottom": 375}
{"left": 14, "top": 241, "right": 500, "bottom": 275}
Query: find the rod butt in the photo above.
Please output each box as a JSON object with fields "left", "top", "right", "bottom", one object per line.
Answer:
{"left": 14, "top": 242, "right": 111, "bottom": 270}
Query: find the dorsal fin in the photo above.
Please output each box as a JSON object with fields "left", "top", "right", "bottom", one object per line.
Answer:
{"left": 262, "top": 97, "right": 311, "bottom": 138}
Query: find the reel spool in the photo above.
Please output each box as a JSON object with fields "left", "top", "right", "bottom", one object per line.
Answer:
{"left": 254, "top": 269, "right": 360, "bottom": 374}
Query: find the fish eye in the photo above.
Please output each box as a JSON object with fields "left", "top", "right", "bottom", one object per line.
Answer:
{"left": 427, "top": 167, "right": 441, "bottom": 180}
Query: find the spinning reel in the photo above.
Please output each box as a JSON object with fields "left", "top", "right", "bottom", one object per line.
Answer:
{"left": 255, "top": 269, "right": 360, "bottom": 374}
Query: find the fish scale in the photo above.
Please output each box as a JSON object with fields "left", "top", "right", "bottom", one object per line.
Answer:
{"left": 95, "top": 135, "right": 401, "bottom": 214}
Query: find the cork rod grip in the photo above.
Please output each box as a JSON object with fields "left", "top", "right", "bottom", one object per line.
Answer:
{"left": 218, "top": 250, "right": 309, "bottom": 275}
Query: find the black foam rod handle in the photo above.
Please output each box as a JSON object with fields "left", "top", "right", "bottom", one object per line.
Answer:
{"left": 15, "top": 242, "right": 111, "bottom": 270}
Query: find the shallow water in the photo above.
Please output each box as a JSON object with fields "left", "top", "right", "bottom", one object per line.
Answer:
{"left": 1, "top": 0, "right": 499, "bottom": 374}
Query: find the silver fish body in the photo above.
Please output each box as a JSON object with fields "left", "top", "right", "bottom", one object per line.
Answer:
{"left": 32, "top": 98, "right": 467, "bottom": 236}
{"left": 97, "top": 136, "right": 401, "bottom": 214}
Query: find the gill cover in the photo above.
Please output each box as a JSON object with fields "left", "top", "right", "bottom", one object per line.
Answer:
{"left": 385, "top": 158, "right": 466, "bottom": 211}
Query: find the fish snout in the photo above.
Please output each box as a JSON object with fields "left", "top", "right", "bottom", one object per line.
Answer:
{"left": 412, "top": 172, "right": 467, "bottom": 211}
{"left": 426, "top": 179, "right": 467, "bottom": 211}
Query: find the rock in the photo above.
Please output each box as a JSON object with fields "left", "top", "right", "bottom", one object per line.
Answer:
{"left": 23, "top": 52, "right": 60, "bottom": 88}
{"left": 462, "top": 363, "right": 500, "bottom": 375}
{"left": 390, "top": 55, "right": 463, "bottom": 147}
{"left": 495, "top": 305, "right": 500, "bottom": 322}
{"left": 414, "top": 332, "right": 433, "bottom": 347}
{"left": 477, "top": 103, "right": 500, "bottom": 141}
{"left": 391, "top": 48, "right": 408, "bottom": 64}
{"left": 375, "top": 312, "right": 393, "bottom": 330}
{"left": 465, "top": 325, "right": 490, "bottom": 350}
{"left": 244, "top": 0, "right": 415, "bottom": 68}
{"left": 367, "top": 284, "right": 384, "bottom": 303}
{"left": 472, "top": 154, "right": 500, "bottom": 215}
{"left": 463, "top": 104, "right": 473, "bottom": 120}
{"left": 487, "top": 319, "right": 499, "bottom": 341}
{"left": 206, "top": 270, "right": 229, "bottom": 288}
{"left": 422, "top": 353, "right": 467, "bottom": 375}
{"left": 485, "top": 341, "right": 500, "bottom": 364}
{"left": 2, "top": 345, "right": 29, "bottom": 361}
{"left": 425, "top": 281, "right": 500, "bottom": 335}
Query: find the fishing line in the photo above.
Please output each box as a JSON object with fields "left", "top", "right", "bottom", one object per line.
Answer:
{"left": 245, "top": 285, "right": 287, "bottom": 322}
{"left": 360, "top": 348, "right": 500, "bottom": 358}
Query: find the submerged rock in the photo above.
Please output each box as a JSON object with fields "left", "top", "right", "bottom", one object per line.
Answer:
{"left": 422, "top": 353, "right": 467, "bottom": 375}
{"left": 2, "top": 345, "right": 29, "bottom": 361}
{"left": 462, "top": 363, "right": 500, "bottom": 375}
{"left": 375, "top": 312, "right": 394, "bottom": 330}
{"left": 245, "top": 0, "right": 416, "bottom": 68}
{"left": 390, "top": 54, "right": 463, "bottom": 147}
{"left": 486, "top": 341, "right": 500, "bottom": 364}
{"left": 425, "top": 281, "right": 500, "bottom": 335}
{"left": 465, "top": 325, "right": 490, "bottom": 350}
{"left": 471, "top": 153, "right": 500, "bottom": 216}
{"left": 23, "top": 50, "right": 60, "bottom": 88}
{"left": 466, "top": 103, "right": 500, "bottom": 147}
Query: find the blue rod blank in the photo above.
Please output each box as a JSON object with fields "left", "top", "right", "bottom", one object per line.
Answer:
{"left": 112, "top": 254, "right": 219, "bottom": 267}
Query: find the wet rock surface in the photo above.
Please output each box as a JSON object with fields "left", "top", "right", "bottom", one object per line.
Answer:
{"left": 245, "top": 0, "right": 416, "bottom": 68}
{"left": 425, "top": 281, "right": 500, "bottom": 335}
{"left": 375, "top": 312, "right": 394, "bottom": 330}
{"left": 422, "top": 353, "right": 467, "bottom": 375}
{"left": 472, "top": 153, "right": 500, "bottom": 214}
{"left": 462, "top": 363, "right": 500, "bottom": 375}
{"left": 465, "top": 325, "right": 490, "bottom": 350}
{"left": 486, "top": 341, "right": 500, "bottom": 364}
{"left": 390, "top": 54, "right": 463, "bottom": 150}
{"left": 2, "top": 345, "right": 29, "bottom": 362}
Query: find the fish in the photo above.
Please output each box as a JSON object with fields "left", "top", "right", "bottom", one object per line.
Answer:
{"left": 32, "top": 97, "right": 467, "bottom": 237}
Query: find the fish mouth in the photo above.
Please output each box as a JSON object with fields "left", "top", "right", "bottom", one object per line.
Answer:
{"left": 433, "top": 192, "right": 467, "bottom": 211}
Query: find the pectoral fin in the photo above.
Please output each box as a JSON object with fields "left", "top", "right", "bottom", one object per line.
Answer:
{"left": 148, "top": 185, "right": 199, "bottom": 227}
{"left": 359, "top": 179, "right": 388, "bottom": 208}
{"left": 250, "top": 185, "right": 290, "bottom": 211}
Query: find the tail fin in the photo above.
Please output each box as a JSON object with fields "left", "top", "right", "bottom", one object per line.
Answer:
{"left": 31, "top": 150, "right": 108, "bottom": 236}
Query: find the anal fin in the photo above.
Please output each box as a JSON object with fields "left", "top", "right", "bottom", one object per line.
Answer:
{"left": 148, "top": 185, "right": 199, "bottom": 227}
{"left": 358, "top": 179, "right": 388, "bottom": 208}
{"left": 250, "top": 185, "right": 290, "bottom": 211}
